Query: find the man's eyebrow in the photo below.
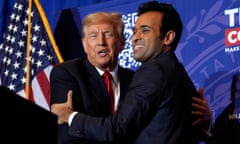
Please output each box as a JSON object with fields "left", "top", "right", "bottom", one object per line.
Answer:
{"left": 132, "top": 25, "right": 151, "bottom": 31}
{"left": 140, "top": 25, "right": 151, "bottom": 29}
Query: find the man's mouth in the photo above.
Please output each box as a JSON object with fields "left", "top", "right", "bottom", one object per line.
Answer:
{"left": 133, "top": 45, "right": 143, "bottom": 52}
{"left": 98, "top": 49, "right": 108, "bottom": 56}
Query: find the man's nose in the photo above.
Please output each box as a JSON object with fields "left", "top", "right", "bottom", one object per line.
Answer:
{"left": 97, "top": 33, "right": 106, "bottom": 46}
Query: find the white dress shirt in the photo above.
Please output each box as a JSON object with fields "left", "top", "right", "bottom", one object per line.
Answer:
{"left": 68, "top": 66, "right": 120, "bottom": 126}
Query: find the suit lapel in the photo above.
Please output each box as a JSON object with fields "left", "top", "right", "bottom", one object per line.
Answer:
{"left": 118, "top": 67, "right": 134, "bottom": 108}
{"left": 83, "top": 60, "right": 112, "bottom": 110}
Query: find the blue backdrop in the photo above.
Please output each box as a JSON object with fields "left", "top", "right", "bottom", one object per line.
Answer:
{"left": 1, "top": 0, "right": 240, "bottom": 141}
{"left": 71, "top": 0, "right": 240, "bottom": 124}
{"left": 0, "top": 0, "right": 116, "bottom": 42}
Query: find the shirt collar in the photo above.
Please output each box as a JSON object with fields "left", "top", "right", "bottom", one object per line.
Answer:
{"left": 96, "top": 66, "right": 118, "bottom": 82}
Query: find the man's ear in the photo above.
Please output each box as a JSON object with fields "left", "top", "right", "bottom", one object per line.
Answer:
{"left": 163, "top": 30, "right": 175, "bottom": 45}
{"left": 119, "top": 38, "right": 126, "bottom": 52}
{"left": 82, "top": 39, "right": 88, "bottom": 53}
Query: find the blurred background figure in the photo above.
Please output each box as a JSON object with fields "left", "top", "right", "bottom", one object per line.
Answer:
{"left": 207, "top": 73, "right": 240, "bottom": 144}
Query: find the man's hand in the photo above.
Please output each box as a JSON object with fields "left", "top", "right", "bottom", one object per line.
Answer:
{"left": 51, "top": 90, "right": 74, "bottom": 124}
{"left": 192, "top": 88, "right": 212, "bottom": 132}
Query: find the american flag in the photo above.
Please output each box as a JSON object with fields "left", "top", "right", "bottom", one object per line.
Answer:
{"left": 0, "top": 0, "right": 63, "bottom": 110}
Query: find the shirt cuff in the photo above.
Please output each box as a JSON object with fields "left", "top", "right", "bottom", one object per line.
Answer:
{"left": 201, "top": 127, "right": 212, "bottom": 137}
{"left": 68, "top": 111, "right": 78, "bottom": 126}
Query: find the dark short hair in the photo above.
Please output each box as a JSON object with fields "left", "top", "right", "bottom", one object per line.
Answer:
{"left": 137, "top": 1, "right": 183, "bottom": 50}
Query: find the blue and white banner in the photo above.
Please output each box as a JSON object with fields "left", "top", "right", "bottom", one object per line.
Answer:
{"left": 75, "top": 0, "right": 240, "bottom": 123}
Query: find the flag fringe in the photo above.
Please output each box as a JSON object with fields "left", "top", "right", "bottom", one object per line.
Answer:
{"left": 25, "top": 0, "right": 33, "bottom": 99}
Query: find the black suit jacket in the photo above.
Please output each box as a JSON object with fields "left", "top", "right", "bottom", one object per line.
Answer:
{"left": 207, "top": 102, "right": 240, "bottom": 144}
{"left": 68, "top": 52, "right": 198, "bottom": 144}
{"left": 50, "top": 57, "right": 134, "bottom": 144}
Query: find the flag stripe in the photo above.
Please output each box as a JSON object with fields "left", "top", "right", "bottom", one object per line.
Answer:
{"left": 28, "top": 86, "right": 35, "bottom": 103}
{"left": 36, "top": 69, "right": 50, "bottom": 105}
{"left": 32, "top": 76, "right": 50, "bottom": 110}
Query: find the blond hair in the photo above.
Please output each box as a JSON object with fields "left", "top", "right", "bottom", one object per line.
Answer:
{"left": 82, "top": 12, "right": 125, "bottom": 41}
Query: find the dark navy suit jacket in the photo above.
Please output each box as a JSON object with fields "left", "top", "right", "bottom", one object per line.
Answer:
{"left": 67, "top": 52, "right": 198, "bottom": 144}
{"left": 50, "top": 57, "right": 134, "bottom": 144}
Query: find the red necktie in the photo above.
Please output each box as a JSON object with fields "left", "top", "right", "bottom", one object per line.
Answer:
{"left": 103, "top": 71, "right": 115, "bottom": 114}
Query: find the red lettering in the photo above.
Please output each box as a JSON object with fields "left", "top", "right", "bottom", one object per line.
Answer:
{"left": 225, "top": 27, "right": 240, "bottom": 46}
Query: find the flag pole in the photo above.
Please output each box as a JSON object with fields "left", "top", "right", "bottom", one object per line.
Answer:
{"left": 25, "top": 0, "right": 64, "bottom": 100}
{"left": 25, "top": 0, "right": 33, "bottom": 100}
{"left": 34, "top": 0, "right": 64, "bottom": 63}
